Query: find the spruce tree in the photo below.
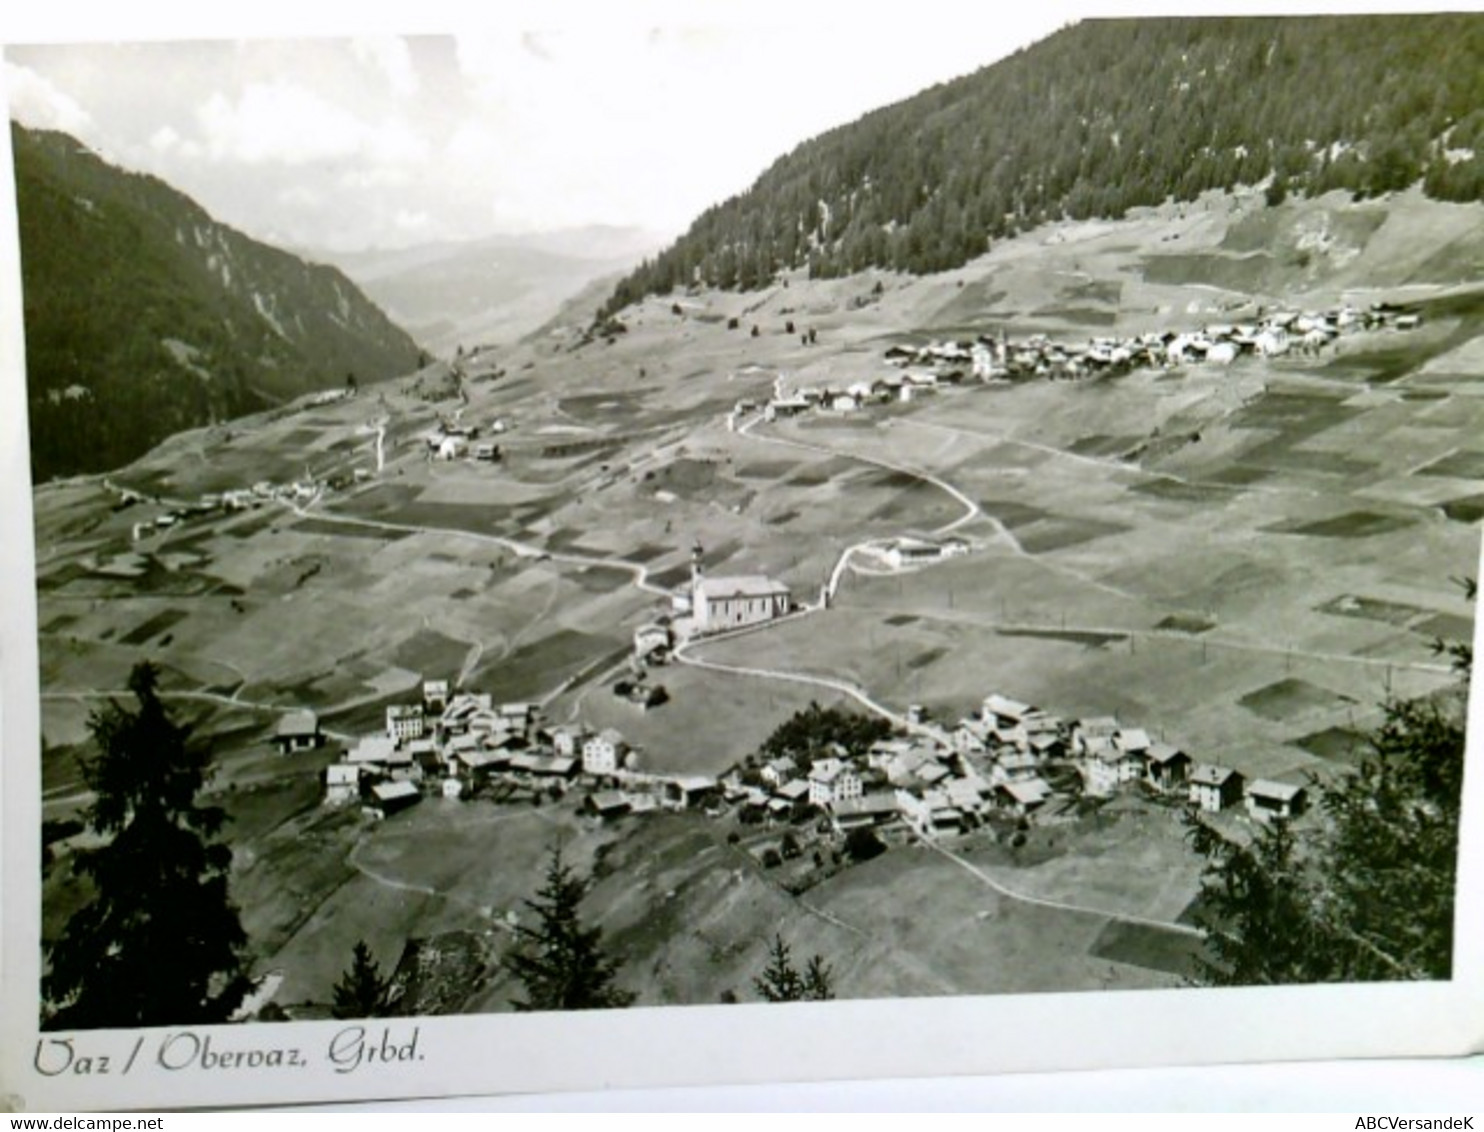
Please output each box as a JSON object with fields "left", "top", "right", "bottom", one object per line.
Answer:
{"left": 753, "top": 934, "right": 835, "bottom": 1002}
{"left": 504, "top": 844, "right": 635, "bottom": 1011}
{"left": 331, "top": 941, "right": 396, "bottom": 1019}
{"left": 43, "top": 661, "right": 248, "bottom": 1029}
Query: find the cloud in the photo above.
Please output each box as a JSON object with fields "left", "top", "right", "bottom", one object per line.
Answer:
{"left": 350, "top": 36, "right": 419, "bottom": 98}
{"left": 196, "top": 80, "right": 427, "bottom": 167}
{"left": 3, "top": 61, "right": 95, "bottom": 136}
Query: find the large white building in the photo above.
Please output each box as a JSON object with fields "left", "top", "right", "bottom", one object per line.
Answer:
{"left": 688, "top": 541, "right": 791, "bottom": 633}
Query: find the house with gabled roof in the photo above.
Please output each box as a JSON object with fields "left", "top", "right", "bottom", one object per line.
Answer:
{"left": 1144, "top": 743, "right": 1191, "bottom": 794}
{"left": 272, "top": 709, "right": 323, "bottom": 754}
{"left": 1189, "top": 764, "right": 1244, "bottom": 812}
{"left": 1246, "top": 779, "right": 1306, "bottom": 822}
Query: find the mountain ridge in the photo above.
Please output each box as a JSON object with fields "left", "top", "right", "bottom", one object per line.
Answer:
{"left": 13, "top": 122, "right": 426, "bottom": 483}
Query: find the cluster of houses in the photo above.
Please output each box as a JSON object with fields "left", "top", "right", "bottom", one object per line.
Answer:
{"left": 281, "top": 678, "right": 718, "bottom": 820}
{"left": 421, "top": 416, "right": 506, "bottom": 463}
{"left": 744, "top": 301, "right": 1424, "bottom": 426}
{"left": 886, "top": 301, "right": 1424, "bottom": 385}
{"left": 122, "top": 472, "right": 381, "bottom": 541}
{"left": 720, "top": 690, "right": 1307, "bottom": 843}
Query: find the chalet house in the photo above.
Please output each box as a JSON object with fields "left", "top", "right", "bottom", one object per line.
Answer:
{"left": 1189, "top": 764, "right": 1245, "bottom": 813}
{"left": 774, "top": 779, "right": 811, "bottom": 807}
{"left": 1144, "top": 743, "right": 1192, "bottom": 794}
{"left": 582, "top": 728, "right": 629, "bottom": 776}
{"left": 324, "top": 763, "right": 360, "bottom": 806}
{"left": 664, "top": 775, "right": 718, "bottom": 810}
{"left": 982, "top": 694, "right": 1033, "bottom": 730}
{"left": 1246, "top": 779, "right": 1307, "bottom": 822}
{"left": 1084, "top": 744, "right": 1144, "bottom": 797}
{"left": 1015, "top": 711, "right": 1065, "bottom": 755}
{"left": 1114, "top": 728, "right": 1152, "bottom": 757}
{"left": 1073, "top": 716, "right": 1120, "bottom": 757}
{"left": 760, "top": 756, "right": 799, "bottom": 787}
{"left": 386, "top": 704, "right": 425, "bottom": 744}
{"left": 440, "top": 693, "right": 492, "bottom": 735}
{"left": 272, "top": 709, "right": 323, "bottom": 754}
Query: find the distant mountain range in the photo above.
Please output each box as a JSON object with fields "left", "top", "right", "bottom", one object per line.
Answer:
{"left": 314, "top": 226, "right": 668, "bottom": 356}
{"left": 12, "top": 123, "right": 425, "bottom": 482}
{"left": 600, "top": 13, "right": 1484, "bottom": 317}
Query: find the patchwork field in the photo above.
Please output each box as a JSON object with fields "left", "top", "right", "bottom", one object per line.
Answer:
{"left": 31, "top": 191, "right": 1483, "bottom": 1013}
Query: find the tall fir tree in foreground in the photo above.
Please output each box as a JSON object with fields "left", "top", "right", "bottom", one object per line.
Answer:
{"left": 331, "top": 940, "right": 396, "bottom": 1019}
{"left": 1186, "top": 587, "right": 1470, "bottom": 984}
{"left": 753, "top": 934, "right": 836, "bottom": 1003}
{"left": 504, "top": 844, "right": 635, "bottom": 1012}
{"left": 44, "top": 661, "right": 248, "bottom": 1029}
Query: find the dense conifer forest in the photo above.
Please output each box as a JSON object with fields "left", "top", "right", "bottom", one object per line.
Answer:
{"left": 599, "top": 15, "right": 1484, "bottom": 318}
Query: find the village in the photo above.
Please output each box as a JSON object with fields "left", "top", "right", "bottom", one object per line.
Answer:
{"left": 752, "top": 298, "right": 1423, "bottom": 421}
{"left": 284, "top": 530, "right": 1309, "bottom": 875}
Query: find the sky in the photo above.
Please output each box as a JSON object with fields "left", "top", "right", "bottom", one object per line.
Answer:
{"left": 0, "top": 6, "right": 1074, "bottom": 253}
{"left": 1, "top": 0, "right": 1464, "bottom": 254}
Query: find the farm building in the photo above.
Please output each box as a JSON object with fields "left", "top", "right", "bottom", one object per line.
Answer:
{"left": 368, "top": 780, "right": 420, "bottom": 818}
{"left": 884, "top": 537, "right": 944, "bottom": 569}
{"left": 1246, "top": 779, "right": 1307, "bottom": 822}
{"left": 1189, "top": 764, "right": 1245, "bottom": 813}
{"left": 829, "top": 794, "right": 901, "bottom": 833}
{"left": 272, "top": 709, "right": 323, "bottom": 754}
{"left": 1144, "top": 743, "right": 1192, "bottom": 794}
{"left": 586, "top": 791, "right": 631, "bottom": 820}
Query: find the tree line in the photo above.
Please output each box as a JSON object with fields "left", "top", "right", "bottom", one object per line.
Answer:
{"left": 598, "top": 14, "right": 1484, "bottom": 321}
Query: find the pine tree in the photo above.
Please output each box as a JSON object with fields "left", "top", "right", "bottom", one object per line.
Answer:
{"left": 753, "top": 934, "right": 835, "bottom": 1002}
{"left": 43, "top": 661, "right": 248, "bottom": 1029}
{"left": 331, "top": 940, "right": 396, "bottom": 1019}
{"left": 504, "top": 844, "right": 635, "bottom": 1011}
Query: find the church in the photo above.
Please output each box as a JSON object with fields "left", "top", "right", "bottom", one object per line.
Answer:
{"left": 679, "top": 541, "right": 792, "bottom": 634}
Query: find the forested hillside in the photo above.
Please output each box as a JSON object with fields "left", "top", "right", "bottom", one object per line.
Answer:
{"left": 600, "top": 15, "right": 1484, "bottom": 317}
{"left": 12, "top": 124, "right": 425, "bottom": 482}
